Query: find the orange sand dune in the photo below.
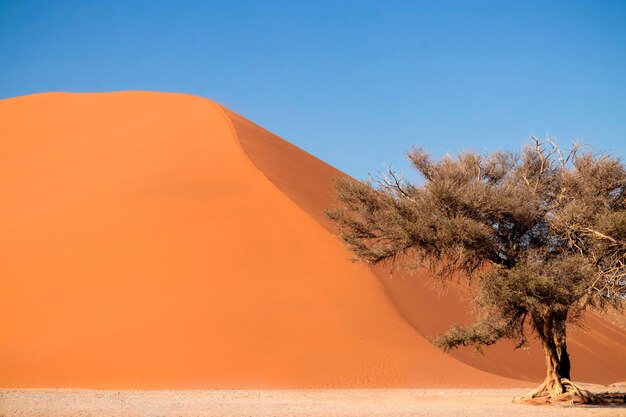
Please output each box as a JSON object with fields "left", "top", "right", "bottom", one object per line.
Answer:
{"left": 0, "top": 92, "right": 622, "bottom": 390}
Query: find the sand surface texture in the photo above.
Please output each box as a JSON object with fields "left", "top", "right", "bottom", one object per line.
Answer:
{"left": 2, "top": 388, "right": 626, "bottom": 417}
{"left": 0, "top": 92, "right": 624, "bottom": 389}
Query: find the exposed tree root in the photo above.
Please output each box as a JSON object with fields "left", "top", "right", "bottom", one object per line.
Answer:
{"left": 514, "top": 378, "right": 626, "bottom": 405}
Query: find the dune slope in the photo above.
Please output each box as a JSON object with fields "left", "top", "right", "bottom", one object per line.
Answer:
{"left": 0, "top": 92, "right": 622, "bottom": 389}
{"left": 225, "top": 104, "right": 626, "bottom": 385}
{"left": 0, "top": 91, "right": 524, "bottom": 389}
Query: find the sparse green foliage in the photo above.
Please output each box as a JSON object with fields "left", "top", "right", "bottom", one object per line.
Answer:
{"left": 326, "top": 138, "right": 626, "bottom": 402}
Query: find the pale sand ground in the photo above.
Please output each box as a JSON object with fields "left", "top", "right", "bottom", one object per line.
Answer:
{"left": 2, "top": 388, "right": 625, "bottom": 417}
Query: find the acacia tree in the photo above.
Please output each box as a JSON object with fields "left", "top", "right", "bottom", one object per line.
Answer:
{"left": 326, "top": 139, "right": 625, "bottom": 403}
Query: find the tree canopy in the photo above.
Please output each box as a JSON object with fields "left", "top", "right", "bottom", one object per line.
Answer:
{"left": 326, "top": 139, "right": 625, "bottom": 403}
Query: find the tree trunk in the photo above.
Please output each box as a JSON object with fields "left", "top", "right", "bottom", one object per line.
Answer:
{"left": 553, "top": 315, "right": 570, "bottom": 380}
{"left": 540, "top": 318, "right": 566, "bottom": 397}
{"left": 518, "top": 313, "right": 601, "bottom": 404}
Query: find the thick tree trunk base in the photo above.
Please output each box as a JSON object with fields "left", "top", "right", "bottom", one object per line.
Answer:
{"left": 514, "top": 378, "right": 626, "bottom": 405}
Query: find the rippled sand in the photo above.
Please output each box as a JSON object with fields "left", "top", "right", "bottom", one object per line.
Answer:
{"left": 2, "top": 387, "right": 625, "bottom": 417}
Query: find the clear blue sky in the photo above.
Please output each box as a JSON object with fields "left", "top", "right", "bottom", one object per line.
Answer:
{"left": 1, "top": 0, "right": 624, "bottom": 179}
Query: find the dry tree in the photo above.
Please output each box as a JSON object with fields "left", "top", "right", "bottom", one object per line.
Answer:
{"left": 326, "top": 138, "right": 626, "bottom": 404}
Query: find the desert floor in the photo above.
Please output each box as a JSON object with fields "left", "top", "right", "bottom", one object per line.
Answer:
{"left": 2, "top": 387, "right": 625, "bottom": 417}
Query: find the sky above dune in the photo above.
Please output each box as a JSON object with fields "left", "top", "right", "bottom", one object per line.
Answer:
{"left": 1, "top": 0, "right": 624, "bottom": 179}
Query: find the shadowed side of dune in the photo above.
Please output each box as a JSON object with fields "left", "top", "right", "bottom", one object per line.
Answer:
{"left": 0, "top": 91, "right": 526, "bottom": 389}
{"left": 225, "top": 106, "right": 626, "bottom": 385}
